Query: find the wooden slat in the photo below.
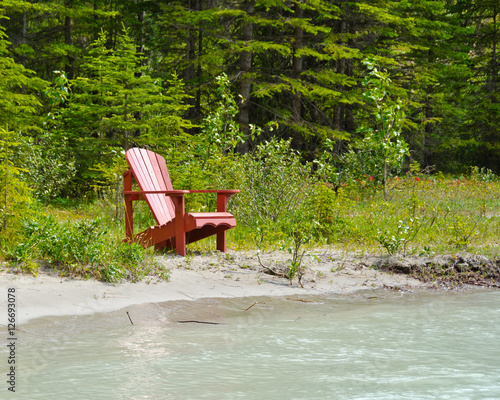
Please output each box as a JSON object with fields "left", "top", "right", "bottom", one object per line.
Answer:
{"left": 125, "top": 149, "right": 163, "bottom": 224}
{"left": 142, "top": 149, "right": 171, "bottom": 224}
{"left": 123, "top": 190, "right": 188, "bottom": 195}
{"left": 156, "top": 152, "right": 174, "bottom": 191}
{"left": 139, "top": 149, "right": 171, "bottom": 225}
{"left": 127, "top": 148, "right": 168, "bottom": 225}
{"left": 150, "top": 151, "right": 175, "bottom": 220}
{"left": 188, "top": 212, "right": 234, "bottom": 218}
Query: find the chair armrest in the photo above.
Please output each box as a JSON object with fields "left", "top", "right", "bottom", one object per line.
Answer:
{"left": 187, "top": 190, "right": 240, "bottom": 194}
{"left": 124, "top": 190, "right": 189, "bottom": 195}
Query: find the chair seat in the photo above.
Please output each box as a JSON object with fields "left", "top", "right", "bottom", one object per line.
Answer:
{"left": 186, "top": 212, "right": 236, "bottom": 231}
{"left": 188, "top": 212, "right": 234, "bottom": 219}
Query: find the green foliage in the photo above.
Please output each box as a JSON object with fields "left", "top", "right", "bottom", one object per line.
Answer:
{"left": 0, "top": 13, "right": 46, "bottom": 133}
{"left": 154, "top": 73, "right": 247, "bottom": 212}
{"left": 228, "top": 138, "right": 317, "bottom": 246}
{"left": 335, "top": 174, "right": 500, "bottom": 256}
{"left": 22, "top": 132, "right": 77, "bottom": 202}
{"left": 310, "top": 182, "right": 354, "bottom": 241}
{"left": 8, "top": 214, "right": 169, "bottom": 283}
{"left": 65, "top": 27, "right": 166, "bottom": 147}
{"left": 57, "top": 27, "right": 193, "bottom": 193}
{"left": 0, "top": 127, "right": 33, "bottom": 248}
{"left": 376, "top": 217, "right": 422, "bottom": 256}
{"left": 199, "top": 73, "right": 245, "bottom": 160}
{"left": 90, "top": 148, "right": 128, "bottom": 219}
{"left": 343, "top": 59, "right": 409, "bottom": 198}
{"left": 1, "top": 0, "right": 500, "bottom": 273}
{"left": 448, "top": 214, "right": 483, "bottom": 250}
{"left": 469, "top": 166, "right": 498, "bottom": 183}
{"left": 172, "top": 73, "right": 245, "bottom": 185}
{"left": 1, "top": 0, "right": 498, "bottom": 180}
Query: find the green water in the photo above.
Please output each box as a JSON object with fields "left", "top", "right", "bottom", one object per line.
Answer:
{"left": 5, "top": 289, "right": 500, "bottom": 399}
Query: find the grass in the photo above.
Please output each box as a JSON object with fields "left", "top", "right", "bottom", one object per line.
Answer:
{"left": 329, "top": 175, "right": 500, "bottom": 257}
{"left": 2, "top": 173, "right": 499, "bottom": 282}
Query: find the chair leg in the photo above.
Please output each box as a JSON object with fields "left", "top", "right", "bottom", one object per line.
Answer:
{"left": 216, "top": 231, "right": 227, "bottom": 253}
{"left": 171, "top": 195, "right": 187, "bottom": 257}
{"left": 125, "top": 199, "right": 133, "bottom": 241}
{"left": 176, "top": 233, "right": 186, "bottom": 257}
{"left": 124, "top": 171, "right": 134, "bottom": 241}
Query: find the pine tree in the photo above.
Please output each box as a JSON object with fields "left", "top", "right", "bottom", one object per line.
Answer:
{"left": 59, "top": 26, "right": 193, "bottom": 186}
{"left": 452, "top": 0, "right": 500, "bottom": 171}
{"left": 0, "top": 13, "right": 43, "bottom": 245}
{"left": 0, "top": 13, "right": 46, "bottom": 131}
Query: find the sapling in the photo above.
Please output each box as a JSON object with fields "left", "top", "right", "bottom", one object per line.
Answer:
{"left": 344, "top": 58, "right": 409, "bottom": 200}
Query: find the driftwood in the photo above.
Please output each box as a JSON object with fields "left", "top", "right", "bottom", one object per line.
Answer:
{"left": 177, "top": 320, "right": 223, "bottom": 325}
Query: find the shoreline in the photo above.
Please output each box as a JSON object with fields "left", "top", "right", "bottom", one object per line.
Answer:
{"left": 1, "top": 250, "right": 496, "bottom": 325}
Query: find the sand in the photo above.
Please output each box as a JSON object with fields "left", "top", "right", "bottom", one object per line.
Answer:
{"left": 0, "top": 250, "right": 425, "bottom": 325}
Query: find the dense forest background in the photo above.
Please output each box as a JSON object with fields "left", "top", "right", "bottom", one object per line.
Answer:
{"left": 1, "top": 0, "right": 499, "bottom": 200}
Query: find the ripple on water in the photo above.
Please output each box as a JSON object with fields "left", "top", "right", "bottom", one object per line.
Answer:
{"left": 7, "top": 288, "right": 500, "bottom": 400}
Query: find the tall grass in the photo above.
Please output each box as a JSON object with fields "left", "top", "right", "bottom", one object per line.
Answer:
{"left": 321, "top": 173, "right": 500, "bottom": 257}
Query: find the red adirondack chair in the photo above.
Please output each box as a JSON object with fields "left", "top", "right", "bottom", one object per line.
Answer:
{"left": 123, "top": 147, "right": 239, "bottom": 256}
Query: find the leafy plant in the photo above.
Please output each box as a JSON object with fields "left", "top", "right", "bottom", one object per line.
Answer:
{"left": 7, "top": 214, "right": 168, "bottom": 283}
{"left": 343, "top": 58, "right": 409, "bottom": 199}
{"left": 448, "top": 214, "right": 483, "bottom": 250}
{"left": 228, "top": 138, "right": 316, "bottom": 246}
{"left": 376, "top": 217, "right": 422, "bottom": 256}
{"left": 91, "top": 148, "right": 128, "bottom": 219}
{"left": 22, "top": 132, "right": 77, "bottom": 202}
{"left": 199, "top": 73, "right": 245, "bottom": 161}
{"left": 469, "top": 166, "right": 498, "bottom": 183}
{"left": 0, "top": 127, "right": 34, "bottom": 249}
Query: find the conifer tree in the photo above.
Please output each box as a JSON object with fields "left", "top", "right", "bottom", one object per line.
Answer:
{"left": 0, "top": 14, "right": 46, "bottom": 131}
{"left": 0, "top": 13, "right": 44, "bottom": 244}
{"left": 59, "top": 26, "right": 193, "bottom": 186}
{"left": 451, "top": 0, "right": 500, "bottom": 170}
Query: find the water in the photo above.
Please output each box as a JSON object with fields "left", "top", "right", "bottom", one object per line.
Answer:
{"left": 4, "top": 289, "right": 500, "bottom": 399}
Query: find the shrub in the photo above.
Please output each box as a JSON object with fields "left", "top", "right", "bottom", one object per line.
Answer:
{"left": 22, "top": 133, "right": 77, "bottom": 202}
{"left": 310, "top": 183, "right": 355, "bottom": 242}
{"left": 228, "top": 138, "right": 317, "bottom": 245}
{"left": 0, "top": 128, "right": 34, "bottom": 251}
{"left": 7, "top": 214, "right": 168, "bottom": 283}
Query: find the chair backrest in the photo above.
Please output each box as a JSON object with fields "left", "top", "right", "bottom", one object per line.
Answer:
{"left": 125, "top": 147, "right": 176, "bottom": 225}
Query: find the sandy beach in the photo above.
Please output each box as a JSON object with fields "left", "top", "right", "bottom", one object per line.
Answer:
{"left": 1, "top": 250, "right": 426, "bottom": 325}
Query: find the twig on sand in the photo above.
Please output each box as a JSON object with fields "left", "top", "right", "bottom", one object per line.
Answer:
{"left": 244, "top": 300, "right": 268, "bottom": 311}
{"left": 284, "top": 297, "right": 314, "bottom": 303}
{"left": 177, "top": 320, "right": 223, "bottom": 325}
{"left": 126, "top": 311, "right": 134, "bottom": 325}
{"left": 256, "top": 253, "right": 287, "bottom": 277}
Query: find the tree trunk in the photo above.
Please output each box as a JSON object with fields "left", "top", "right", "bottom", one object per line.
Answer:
{"left": 237, "top": 0, "right": 254, "bottom": 153}
{"left": 196, "top": 0, "right": 203, "bottom": 118}
{"left": 136, "top": 0, "right": 146, "bottom": 58}
{"left": 288, "top": 0, "right": 304, "bottom": 149}
{"left": 65, "top": 1, "right": 74, "bottom": 79}
{"left": 292, "top": 1, "right": 304, "bottom": 125}
{"left": 334, "top": 7, "right": 347, "bottom": 154}
{"left": 184, "top": 0, "right": 200, "bottom": 123}
{"left": 20, "top": 11, "right": 27, "bottom": 67}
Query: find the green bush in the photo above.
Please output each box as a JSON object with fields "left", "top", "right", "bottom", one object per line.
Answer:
{"left": 0, "top": 128, "right": 34, "bottom": 250}
{"left": 227, "top": 138, "right": 317, "bottom": 245}
{"left": 309, "top": 183, "right": 354, "bottom": 242}
{"left": 22, "top": 133, "right": 77, "bottom": 202}
{"left": 7, "top": 214, "right": 168, "bottom": 283}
